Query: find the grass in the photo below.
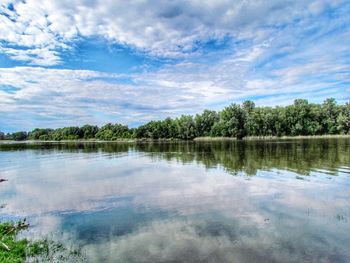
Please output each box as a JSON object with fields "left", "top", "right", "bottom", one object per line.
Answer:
{"left": 1, "top": 134, "right": 349, "bottom": 144}
{"left": 195, "top": 134, "right": 350, "bottom": 141}
{"left": 193, "top": 137, "right": 236, "bottom": 141}
{"left": 0, "top": 220, "right": 29, "bottom": 262}
{"left": 0, "top": 220, "right": 85, "bottom": 263}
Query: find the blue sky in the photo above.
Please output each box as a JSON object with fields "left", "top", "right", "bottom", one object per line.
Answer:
{"left": 0, "top": 0, "right": 349, "bottom": 132}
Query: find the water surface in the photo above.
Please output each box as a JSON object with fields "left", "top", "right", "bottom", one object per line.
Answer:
{"left": 0, "top": 139, "right": 350, "bottom": 262}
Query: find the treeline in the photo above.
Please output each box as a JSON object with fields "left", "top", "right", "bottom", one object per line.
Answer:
{"left": 1, "top": 98, "right": 349, "bottom": 141}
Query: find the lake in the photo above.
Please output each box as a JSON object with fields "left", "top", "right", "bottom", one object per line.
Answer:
{"left": 0, "top": 138, "right": 350, "bottom": 262}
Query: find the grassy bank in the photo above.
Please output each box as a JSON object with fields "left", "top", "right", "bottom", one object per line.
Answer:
{"left": 0, "top": 138, "right": 184, "bottom": 144}
{"left": 1, "top": 134, "right": 349, "bottom": 145}
{"left": 0, "top": 220, "right": 84, "bottom": 262}
{"left": 194, "top": 134, "right": 350, "bottom": 141}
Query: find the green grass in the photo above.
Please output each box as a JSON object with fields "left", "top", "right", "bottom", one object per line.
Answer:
{"left": 0, "top": 220, "right": 29, "bottom": 262}
{"left": 0, "top": 220, "right": 85, "bottom": 263}
{"left": 195, "top": 134, "right": 350, "bottom": 141}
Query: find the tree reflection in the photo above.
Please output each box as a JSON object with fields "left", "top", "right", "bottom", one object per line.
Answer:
{"left": 1, "top": 138, "right": 349, "bottom": 176}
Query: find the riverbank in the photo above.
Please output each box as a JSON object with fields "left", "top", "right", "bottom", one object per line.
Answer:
{"left": 0, "top": 220, "right": 85, "bottom": 262}
{"left": 1, "top": 134, "right": 349, "bottom": 144}
{"left": 194, "top": 134, "right": 350, "bottom": 141}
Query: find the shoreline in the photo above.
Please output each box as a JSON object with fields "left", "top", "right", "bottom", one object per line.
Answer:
{"left": 194, "top": 134, "right": 350, "bottom": 141}
{"left": 0, "top": 134, "right": 349, "bottom": 144}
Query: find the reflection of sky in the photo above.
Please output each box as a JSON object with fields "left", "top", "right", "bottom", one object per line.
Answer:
{"left": 0, "top": 145, "right": 350, "bottom": 262}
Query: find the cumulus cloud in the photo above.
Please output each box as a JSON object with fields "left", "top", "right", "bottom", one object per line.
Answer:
{"left": 0, "top": 0, "right": 346, "bottom": 64}
{"left": 0, "top": 0, "right": 349, "bottom": 130}
{"left": 1, "top": 35, "right": 349, "bottom": 131}
{"left": 0, "top": 66, "right": 209, "bottom": 130}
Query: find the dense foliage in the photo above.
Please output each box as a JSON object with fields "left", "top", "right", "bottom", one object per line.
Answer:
{"left": 1, "top": 98, "right": 349, "bottom": 141}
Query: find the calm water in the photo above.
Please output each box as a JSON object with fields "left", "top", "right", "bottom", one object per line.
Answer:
{"left": 0, "top": 139, "right": 350, "bottom": 263}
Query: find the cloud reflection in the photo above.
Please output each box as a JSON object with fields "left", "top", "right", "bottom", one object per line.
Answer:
{"left": 0, "top": 141, "right": 350, "bottom": 262}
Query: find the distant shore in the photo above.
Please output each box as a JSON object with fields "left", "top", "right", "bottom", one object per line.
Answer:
{"left": 194, "top": 134, "right": 350, "bottom": 141}
{"left": 1, "top": 134, "right": 350, "bottom": 144}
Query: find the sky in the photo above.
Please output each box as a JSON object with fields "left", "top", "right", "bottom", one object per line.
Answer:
{"left": 0, "top": 0, "right": 349, "bottom": 132}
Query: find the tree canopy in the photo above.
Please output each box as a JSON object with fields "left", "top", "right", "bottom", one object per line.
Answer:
{"left": 1, "top": 98, "right": 349, "bottom": 141}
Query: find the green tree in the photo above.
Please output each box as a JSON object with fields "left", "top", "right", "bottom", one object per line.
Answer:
{"left": 337, "top": 103, "right": 350, "bottom": 134}
{"left": 28, "top": 128, "right": 54, "bottom": 140}
{"left": 175, "top": 115, "right": 196, "bottom": 140}
{"left": 322, "top": 98, "right": 339, "bottom": 134}
{"left": 95, "top": 123, "right": 131, "bottom": 140}
{"left": 10, "top": 131, "right": 28, "bottom": 141}
{"left": 5, "top": 98, "right": 348, "bottom": 141}
{"left": 195, "top": 110, "right": 219, "bottom": 137}
{"left": 220, "top": 104, "right": 246, "bottom": 139}
{"left": 242, "top": 100, "right": 255, "bottom": 113}
{"left": 81, "top": 125, "right": 99, "bottom": 139}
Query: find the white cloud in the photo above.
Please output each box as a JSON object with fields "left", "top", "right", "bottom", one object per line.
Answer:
{"left": 0, "top": 0, "right": 349, "bottom": 130}
{"left": 0, "top": 0, "right": 346, "bottom": 64}
{"left": 0, "top": 30, "right": 349, "bottom": 131}
{"left": 0, "top": 46, "right": 62, "bottom": 66}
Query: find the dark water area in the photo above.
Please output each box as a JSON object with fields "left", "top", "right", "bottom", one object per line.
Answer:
{"left": 0, "top": 139, "right": 350, "bottom": 262}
